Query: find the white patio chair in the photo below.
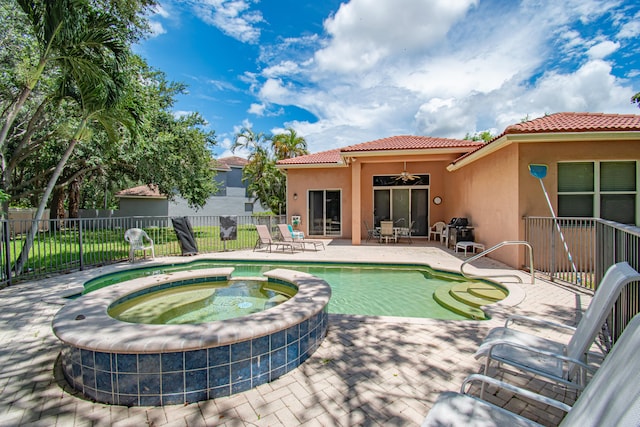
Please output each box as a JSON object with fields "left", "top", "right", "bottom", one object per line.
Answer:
{"left": 421, "top": 312, "right": 640, "bottom": 427}
{"left": 379, "top": 220, "right": 396, "bottom": 243}
{"left": 253, "top": 224, "right": 294, "bottom": 253}
{"left": 474, "top": 261, "right": 640, "bottom": 391}
{"left": 276, "top": 224, "right": 324, "bottom": 251}
{"left": 428, "top": 221, "right": 447, "bottom": 243}
{"left": 124, "top": 228, "right": 155, "bottom": 262}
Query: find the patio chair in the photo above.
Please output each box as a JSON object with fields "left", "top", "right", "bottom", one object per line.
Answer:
{"left": 364, "top": 220, "right": 380, "bottom": 242}
{"left": 474, "top": 261, "right": 640, "bottom": 391}
{"left": 277, "top": 224, "right": 325, "bottom": 251}
{"left": 379, "top": 220, "right": 396, "bottom": 243}
{"left": 124, "top": 228, "right": 155, "bottom": 262}
{"left": 253, "top": 224, "right": 295, "bottom": 253}
{"left": 421, "top": 312, "right": 640, "bottom": 427}
{"left": 428, "top": 221, "right": 447, "bottom": 243}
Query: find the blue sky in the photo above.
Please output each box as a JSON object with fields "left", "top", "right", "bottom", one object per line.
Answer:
{"left": 134, "top": 0, "right": 640, "bottom": 158}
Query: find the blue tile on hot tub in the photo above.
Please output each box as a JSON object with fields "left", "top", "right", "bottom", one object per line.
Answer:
{"left": 139, "top": 395, "right": 161, "bottom": 406}
{"left": 80, "top": 349, "right": 95, "bottom": 368}
{"left": 138, "top": 354, "right": 160, "bottom": 373}
{"left": 161, "top": 372, "right": 184, "bottom": 394}
{"left": 185, "top": 349, "right": 207, "bottom": 370}
{"left": 271, "top": 365, "right": 286, "bottom": 381}
{"left": 299, "top": 319, "right": 309, "bottom": 336}
{"left": 117, "top": 393, "right": 139, "bottom": 407}
{"left": 116, "top": 373, "right": 138, "bottom": 395}
{"left": 252, "top": 335, "right": 270, "bottom": 356}
{"left": 96, "top": 390, "right": 116, "bottom": 405}
{"left": 186, "top": 390, "right": 208, "bottom": 403}
{"left": 253, "top": 373, "right": 269, "bottom": 387}
{"left": 209, "top": 364, "right": 230, "bottom": 387}
{"left": 299, "top": 334, "right": 310, "bottom": 356}
{"left": 286, "top": 325, "right": 299, "bottom": 344}
{"left": 82, "top": 367, "right": 96, "bottom": 389}
{"left": 231, "top": 379, "right": 252, "bottom": 394}
{"left": 231, "top": 341, "right": 251, "bottom": 362}
{"left": 231, "top": 359, "right": 251, "bottom": 383}
{"left": 94, "top": 352, "right": 112, "bottom": 372}
{"left": 209, "top": 345, "right": 230, "bottom": 367}
{"left": 286, "top": 342, "right": 299, "bottom": 363}
{"left": 162, "top": 393, "right": 185, "bottom": 405}
{"left": 139, "top": 373, "right": 161, "bottom": 395}
{"left": 161, "top": 352, "right": 184, "bottom": 372}
{"left": 251, "top": 355, "right": 269, "bottom": 377}
{"left": 116, "top": 354, "right": 137, "bottom": 373}
{"left": 271, "top": 348, "right": 286, "bottom": 369}
{"left": 95, "top": 370, "right": 112, "bottom": 391}
{"left": 185, "top": 369, "right": 207, "bottom": 392}
{"left": 271, "top": 330, "right": 286, "bottom": 349}
{"left": 210, "top": 385, "right": 230, "bottom": 399}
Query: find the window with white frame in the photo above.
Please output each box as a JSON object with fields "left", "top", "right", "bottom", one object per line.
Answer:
{"left": 558, "top": 161, "right": 637, "bottom": 224}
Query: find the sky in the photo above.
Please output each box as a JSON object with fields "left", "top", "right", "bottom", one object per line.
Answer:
{"left": 134, "top": 0, "right": 640, "bottom": 158}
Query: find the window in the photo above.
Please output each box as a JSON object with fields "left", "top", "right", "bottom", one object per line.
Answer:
{"left": 558, "top": 161, "right": 637, "bottom": 224}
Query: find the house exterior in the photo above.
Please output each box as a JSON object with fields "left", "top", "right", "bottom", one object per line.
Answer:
{"left": 277, "top": 112, "right": 640, "bottom": 268}
{"left": 116, "top": 156, "right": 267, "bottom": 217}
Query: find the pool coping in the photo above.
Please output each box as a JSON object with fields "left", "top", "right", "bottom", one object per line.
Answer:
{"left": 52, "top": 267, "right": 332, "bottom": 353}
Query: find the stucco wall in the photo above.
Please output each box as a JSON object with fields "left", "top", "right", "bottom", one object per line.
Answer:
{"left": 447, "top": 144, "right": 521, "bottom": 266}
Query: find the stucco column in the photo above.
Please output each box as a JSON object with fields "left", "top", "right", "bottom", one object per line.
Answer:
{"left": 351, "top": 160, "right": 361, "bottom": 245}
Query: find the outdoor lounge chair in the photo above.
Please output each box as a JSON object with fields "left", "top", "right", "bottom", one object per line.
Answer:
{"left": 421, "top": 312, "right": 640, "bottom": 427}
{"left": 253, "top": 224, "right": 295, "bottom": 253}
{"left": 277, "top": 224, "right": 325, "bottom": 251}
{"left": 124, "top": 228, "right": 155, "bottom": 262}
{"left": 474, "top": 261, "right": 640, "bottom": 391}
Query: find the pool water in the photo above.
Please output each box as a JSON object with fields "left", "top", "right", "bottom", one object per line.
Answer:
{"left": 108, "top": 280, "right": 295, "bottom": 324}
{"left": 84, "top": 261, "right": 488, "bottom": 320}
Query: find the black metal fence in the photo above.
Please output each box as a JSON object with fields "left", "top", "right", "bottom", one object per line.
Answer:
{"left": 0, "top": 214, "right": 285, "bottom": 287}
{"left": 525, "top": 217, "right": 640, "bottom": 345}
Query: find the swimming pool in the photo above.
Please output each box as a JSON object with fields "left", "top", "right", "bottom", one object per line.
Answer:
{"left": 83, "top": 260, "right": 505, "bottom": 320}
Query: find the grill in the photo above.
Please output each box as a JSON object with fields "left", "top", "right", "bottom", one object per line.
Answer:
{"left": 447, "top": 217, "right": 474, "bottom": 248}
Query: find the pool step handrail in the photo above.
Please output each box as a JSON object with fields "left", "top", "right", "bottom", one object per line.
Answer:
{"left": 460, "top": 241, "right": 535, "bottom": 285}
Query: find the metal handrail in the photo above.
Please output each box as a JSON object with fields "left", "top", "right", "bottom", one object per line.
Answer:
{"left": 460, "top": 240, "right": 535, "bottom": 284}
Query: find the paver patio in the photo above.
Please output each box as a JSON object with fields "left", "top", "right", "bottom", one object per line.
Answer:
{"left": 0, "top": 241, "right": 592, "bottom": 426}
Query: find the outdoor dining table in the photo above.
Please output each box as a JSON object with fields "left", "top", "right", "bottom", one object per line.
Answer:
{"left": 375, "top": 226, "right": 411, "bottom": 243}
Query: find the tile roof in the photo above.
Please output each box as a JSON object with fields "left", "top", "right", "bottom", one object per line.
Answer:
{"left": 277, "top": 149, "right": 342, "bottom": 165}
{"left": 341, "top": 135, "right": 482, "bottom": 152}
{"left": 503, "top": 112, "right": 640, "bottom": 135}
{"left": 277, "top": 136, "right": 481, "bottom": 166}
{"left": 219, "top": 156, "right": 249, "bottom": 167}
{"left": 115, "top": 184, "right": 163, "bottom": 198}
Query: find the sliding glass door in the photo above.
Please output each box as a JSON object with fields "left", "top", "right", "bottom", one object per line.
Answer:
{"left": 309, "top": 190, "right": 341, "bottom": 236}
{"left": 373, "top": 187, "right": 429, "bottom": 236}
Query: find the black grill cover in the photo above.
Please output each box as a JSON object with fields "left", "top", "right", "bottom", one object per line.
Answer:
{"left": 171, "top": 217, "right": 198, "bottom": 255}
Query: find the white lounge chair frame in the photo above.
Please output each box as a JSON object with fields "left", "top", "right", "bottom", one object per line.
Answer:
{"left": 276, "top": 224, "right": 324, "bottom": 251}
{"left": 124, "top": 228, "right": 155, "bottom": 262}
{"left": 474, "top": 261, "right": 640, "bottom": 391}
{"left": 422, "top": 312, "right": 640, "bottom": 427}
{"left": 253, "top": 224, "right": 295, "bottom": 253}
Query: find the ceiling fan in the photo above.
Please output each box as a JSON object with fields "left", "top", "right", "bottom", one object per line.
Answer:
{"left": 394, "top": 162, "right": 419, "bottom": 182}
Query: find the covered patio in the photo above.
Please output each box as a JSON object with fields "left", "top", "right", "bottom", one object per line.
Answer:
{"left": 0, "top": 241, "right": 589, "bottom": 426}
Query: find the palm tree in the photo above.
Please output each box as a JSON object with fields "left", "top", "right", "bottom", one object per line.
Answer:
{"left": 272, "top": 127, "right": 308, "bottom": 160}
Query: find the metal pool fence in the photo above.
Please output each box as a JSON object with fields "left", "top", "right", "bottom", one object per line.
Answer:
{"left": 525, "top": 216, "right": 640, "bottom": 345}
{"left": 0, "top": 215, "right": 285, "bottom": 287}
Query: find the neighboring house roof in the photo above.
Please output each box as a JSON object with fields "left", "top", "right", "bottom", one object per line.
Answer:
{"left": 278, "top": 136, "right": 482, "bottom": 167}
{"left": 219, "top": 156, "right": 249, "bottom": 167}
{"left": 115, "top": 184, "right": 165, "bottom": 199}
{"left": 449, "top": 112, "right": 640, "bottom": 170}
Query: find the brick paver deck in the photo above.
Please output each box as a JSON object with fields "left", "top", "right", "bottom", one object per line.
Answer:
{"left": 0, "top": 241, "right": 592, "bottom": 426}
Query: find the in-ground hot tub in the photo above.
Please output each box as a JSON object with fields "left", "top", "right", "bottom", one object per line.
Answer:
{"left": 52, "top": 268, "right": 331, "bottom": 406}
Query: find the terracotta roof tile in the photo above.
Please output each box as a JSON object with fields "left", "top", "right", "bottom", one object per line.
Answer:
{"left": 341, "top": 135, "right": 482, "bottom": 152}
{"left": 219, "top": 156, "right": 249, "bottom": 166}
{"left": 115, "top": 184, "right": 163, "bottom": 198}
{"left": 277, "top": 149, "right": 342, "bottom": 165}
{"left": 504, "top": 112, "right": 640, "bottom": 134}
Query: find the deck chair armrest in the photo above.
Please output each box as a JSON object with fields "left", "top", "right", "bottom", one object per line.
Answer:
{"left": 461, "top": 374, "right": 572, "bottom": 413}
{"left": 487, "top": 341, "right": 596, "bottom": 374}
{"left": 504, "top": 314, "right": 577, "bottom": 333}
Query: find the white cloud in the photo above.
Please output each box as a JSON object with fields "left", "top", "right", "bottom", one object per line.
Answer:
{"left": 618, "top": 19, "right": 640, "bottom": 39}
{"left": 247, "top": 0, "right": 640, "bottom": 152}
{"left": 248, "top": 103, "right": 266, "bottom": 116}
{"left": 148, "top": 21, "right": 167, "bottom": 37}
{"left": 192, "top": 0, "right": 263, "bottom": 44}
{"left": 586, "top": 40, "right": 620, "bottom": 59}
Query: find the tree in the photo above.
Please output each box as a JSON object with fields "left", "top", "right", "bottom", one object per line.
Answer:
{"left": 232, "top": 127, "right": 308, "bottom": 213}
{"left": 463, "top": 130, "right": 494, "bottom": 142}
{"left": 632, "top": 92, "right": 640, "bottom": 108}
